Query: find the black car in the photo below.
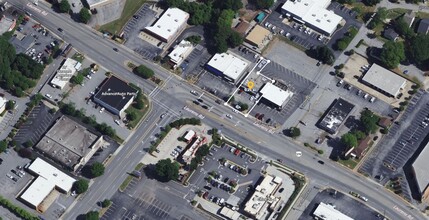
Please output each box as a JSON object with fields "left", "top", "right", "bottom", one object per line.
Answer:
{"left": 0, "top": 158, "right": 3, "bottom": 165}
{"left": 202, "top": 105, "right": 208, "bottom": 109}
{"left": 58, "top": 28, "right": 63, "bottom": 32}
{"left": 279, "top": 188, "right": 284, "bottom": 193}
{"left": 223, "top": 177, "right": 229, "bottom": 183}
{"left": 113, "top": 48, "right": 119, "bottom": 52}
{"left": 133, "top": 15, "right": 139, "bottom": 19}
{"left": 204, "top": 185, "right": 212, "bottom": 190}
{"left": 318, "top": 160, "right": 325, "bottom": 165}
{"left": 266, "top": 118, "right": 271, "bottom": 123}
{"left": 197, "top": 99, "right": 203, "bottom": 103}
{"left": 193, "top": 100, "right": 200, "bottom": 105}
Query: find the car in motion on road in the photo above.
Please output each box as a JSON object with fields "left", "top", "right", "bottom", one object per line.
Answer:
{"left": 113, "top": 48, "right": 118, "bottom": 52}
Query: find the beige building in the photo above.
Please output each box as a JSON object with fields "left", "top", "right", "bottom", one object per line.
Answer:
{"left": 245, "top": 25, "right": 272, "bottom": 50}
{"left": 34, "top": 116, "right": 104, "bottom": 171}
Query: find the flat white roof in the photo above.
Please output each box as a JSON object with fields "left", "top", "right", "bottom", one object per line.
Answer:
{"left": 168, "top": 40, "right": 193, "bottom": 64}
{"left": 51, "top": 58, "right": 79, "bottom": 89}
{"left": 362, "top": 64, "right": 407, "bottom": 97}
{"left": 184, "top": 130, "right": 195, "bottom": 141}
{"left": 313, "top": 202, "right": 354, "bottom": 220}
{"left": 145, "top": 8, "right": 189, "bottom": 42}
{"left": 0, "top": 96, "right": 7, "bottom": 110}
{"left": 220, "top": 207, "right": 241, "bottom": 220}
{"left": 413, "top": 142, "right": 429, "bottom": 193}
{"left": 86, "top": 0, "right": 110, "bottom": 8}
{"left": 260, "top": 83, "right": 293, "bottom": 107}
{"left": 21, "top": 158, "right": 75, "bottom": 207}
{"left": 244, "top": 175, "right": 281, "bottom": 216}
{"left": 207, "top": 52, "right": 250, "bottom": 81}
{"left": 282, "top": 0, "right": 342, "bottom": 35}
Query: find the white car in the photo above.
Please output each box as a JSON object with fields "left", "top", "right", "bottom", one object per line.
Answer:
{"left": 114, "top": 119, "right": 120, "bottom": 125}
{"left": 99, "top": 107, "right": 105, "bottom": 113}
{"left": 226, "top": 114, "right": 232, "bottom": 119}
{"left": 45, "top": 94, "right": 52, "bottom": 99}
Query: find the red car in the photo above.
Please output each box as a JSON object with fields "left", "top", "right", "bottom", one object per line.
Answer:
{"left": 234, "top": 149, "right": 240, "bottom": 156}
{"left": 203, "top": 191, "right": 209, "bottom": 199}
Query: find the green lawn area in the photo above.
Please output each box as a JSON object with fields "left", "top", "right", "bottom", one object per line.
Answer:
{"left": 349, "top": 2, "right": 376, "bottom": 22}
{"left": 338, "top": 158, "right": 358, "bottom": 169}
{"left": 99, "top": 0, "right": 146, "bottom": 34}
{"left": 386, "top": 8, "right": 409, "bottom": 20}
{"left": 417, "top": 11, "right": 429, "bottom": 19}
{"left": 71, "top": 52, "right": 85, "bottom": 63}
{"left": 119, "top": 163, "right": 144, "bottom": 192}
{"left": 125, "top": 94, "right": 149, "bottom": 129}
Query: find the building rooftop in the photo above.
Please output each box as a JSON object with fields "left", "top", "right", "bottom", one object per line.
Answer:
{"left": 94, "top": 76, "right": 138, "bottom": 113}
{"left": 313, "top": 202, "right": 354, "bottom": 220}
{"left": 245, "top": 25, "right": 272, "bottom": 48}
{"left": 21, "top": 158, "right": 76, "bottom": 208}
{"left": 412, "top": 142, "right": 429, "bottom": 194}
{"left": 281, "top": 0, "right": 342, "bottom": 35}
{"left": 145, "top": 8, "right": 189, "bottom": 42}
{"left": 403, "top": 11, "right": 415, "bottom": 27}
{"left": 417, "top": 19, "right": 429, "bottom": 34}
{"left": 0, "top": 16, "right": 16, "bottom": 35}
{"left": 318, "top": 98, "right": 354, "bottom": 134}
{"left": 0, "top": 96, "right": 7, "bottom": 112}
{"left": 383, "top": 28, "right": 398, "bottom": 41}
{"left": 244, "top": 175, "right": 281, "bottom": 218}
{"left": 168, "top": 40, "right": 193, "bottom": 64}
{"left": 51, "top": 58, "right": 80, "bottom": 89}
{"left": 220, "top": 207, "right": 241, "bottom": 220}
{"left": 362, "top": 64, "right": 407, "bottom": 97}
{"left": 234, "top": 20, "right": 251, "bottom": 36}
{"left": 206, "top": 52, "right": 250, "bottom": 82}
{"left": 260, "top": 82, "right": 293, "bottom": 107}
{"left": 352, "top": 136, "right": 371, "bottom": 158}
{"left": 34, "top": 116, "right": 103, "bottom": 170}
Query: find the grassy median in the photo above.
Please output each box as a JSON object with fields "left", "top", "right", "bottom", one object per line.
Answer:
{"left": 119, "top": 163, "right": 145, "bottom": 192}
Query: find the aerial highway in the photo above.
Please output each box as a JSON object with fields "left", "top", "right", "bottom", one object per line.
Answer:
{"left": 9, "top": 1, "right": 426, "bottom": 220}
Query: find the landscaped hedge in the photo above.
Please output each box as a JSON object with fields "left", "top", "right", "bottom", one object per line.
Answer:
{"left": 0, "top": 196, "right": 38, "bottom": 220}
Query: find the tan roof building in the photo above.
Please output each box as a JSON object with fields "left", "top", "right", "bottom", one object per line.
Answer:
{"left": 245, "top": 25, "right": 272, "bottom": 49}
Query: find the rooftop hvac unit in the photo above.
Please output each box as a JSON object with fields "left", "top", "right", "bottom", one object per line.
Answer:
{"left": 174, "top": 19, "right": 178, "bottom": 22}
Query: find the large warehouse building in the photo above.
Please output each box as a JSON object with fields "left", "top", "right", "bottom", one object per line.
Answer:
{"left": 34, "top": 116, "right": 104, "bottom": 171}
{"left": 361, "top": 64, "right": 407, "bottom": 98}
{"left": 206, "top": 52, "right": 250, "bottom": 84}
{"left": 93, "top": 76, "right": 138, "bottom": 118}
{"left": 20, "top": 158, "right": 76, "bottom": 213}
{"left": 144, "top": 8, "right": 189, "bottom": 43}
{"left": 281, "top": 0, "right": 342, "bottom": 36}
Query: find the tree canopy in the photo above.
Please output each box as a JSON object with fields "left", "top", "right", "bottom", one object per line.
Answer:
{"left": 252, "top": 0, "right": 274, "bottom": 9}
{"left": 85, "top": 211, "right": 99, "bottom": 220}
{"left": 12, "top": 54, "right": 44, "bottom": 79}
{"left": 289, "top": 127, "right": 301, "bottom": 138}
{"left": 393, "top": 17, "right": 414, "bottom": 39}
{"left": 380, "top": 41, "right": 405, "bottom": 69}
{"left": 360, "top": 109, "right": 380, "bottom": 134}
{"left": 409, "top": 34, "right": 429, "bottom": 66}
{"left": 310, "top": 46, "right": 335, "bottom": 65}
{"left": 362, "top": 0, "right": 381, "bottom": 6}
{"left": 90, "top": 162, "right": 105, "bottom": 178}
{"left": 73, "top": 179, "right": 89, "bottom": 194}
{"left": 155, "top": 158, "right": 180, "bottom": 181}
{"left": 341, "top": 133, "right": 358, "bottom": 149}
{"left": 58, "top": 0, "right": 71, "bottom": 13}
{"left": 79, "top": 8, "right": 92, "bottom": 24}
{"left": 134, "top": 65, "right": 154, "bottom": 79}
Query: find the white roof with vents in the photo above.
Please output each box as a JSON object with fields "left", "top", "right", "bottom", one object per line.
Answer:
{"left": 207, "top": 52, "right": 250, "bottom": 82}
{"left": 260, "top": 83, "right": 293, "bottom": 107}
{"left": 20, "top": 158, "right": 76, "bottom": 208}
{"left": 282, "top": 0, "right": 342, "bottom": 35}
{"left": 145, "top": 8, "right": 189, "bottom": 42}
{"left": 168, "top": 40, "right": 193, "bottom": 64}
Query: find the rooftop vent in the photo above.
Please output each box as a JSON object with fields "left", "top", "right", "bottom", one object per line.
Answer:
{"left": 157, "top": 25, "right": 161, "bottom": 28}
{"left": 167, "top": 14, "right": 171, "bottom": 16}
{"left": 174, "top": 19, "right": 178, "bottom": 22}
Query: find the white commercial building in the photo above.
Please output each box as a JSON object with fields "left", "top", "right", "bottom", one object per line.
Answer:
{"left": 168, "top": 40, "right": 194, "bottom": 67}
{"left": 0, "top": 96, "right": 7, "bottom": 114}
{"left": 313, "top": 202, "right": 354, "bottom": 220}
{"left": 20, "top": 158, "right": 75, "bottom": 212}
{"left": 281, "top": 0, "right": 342, "bottom": 36}
{"left": 260, "top": 82, "right": 293, "bottom": 108}
{"left": 361, "top": 64, "right": 407, "bottom": 98}
{"left": 145, "top": 8, "right": 189, "bottom": 43}
{"left": 411, "top": 141, "right": 429, "bottom": 202}
{"left": 50, "top": 58, "right": 81, "bottom": 89}
{"left": 244, "top": 175, "right": 282, "bottom": 219}
{"left": 206, "top": 52, "right": 250, "bottom": 84}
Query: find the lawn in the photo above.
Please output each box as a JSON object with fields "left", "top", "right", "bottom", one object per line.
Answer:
{"left": 338, "top": 158, "right": 358, "bottom": 169}
{"left": 349, "top": 2, "right": 376, "bottom": 22}
{"left": 386, "top": 8, "right": 409, "bottom": 20}
{"left": 125, "top": 94, "right": 150, "bottom": 129}
{"left": 417, "top": 11, "right": 429, "bottom": 19}
{"left": 71, "top": 52, "right": 85, "bottom": 63}
{"left": 99, "top": 0, "right": 146, "bottom": 35}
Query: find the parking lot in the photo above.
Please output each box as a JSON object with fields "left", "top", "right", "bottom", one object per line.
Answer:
{"left": 299, "top": 188, "right": 383, "bottom": 220}
{"left": 14, "top": 103, "right": 60, "bottom": 147}
{"left": 10, "top": 17, "right": 62, "bottom": 63}
{"left": 188, "top": 143, "right": 265, "bottom": 208}
{"left": 359, "top": 90, "right": 427, "bottom": 201}
{"left": 122, "top": 4, "right": 162, "bottom": 60}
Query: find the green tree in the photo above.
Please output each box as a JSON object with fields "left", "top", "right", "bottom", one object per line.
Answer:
{"left": 73, "top": 179, "right": 89, "bottom": 194}
{"left": 85, "top": 211, "right": 99, "bottom": 220}
{"left": 5, "top": 100, "right": 15, "bottom": 110}
{"left": 409, "top": 34, "right": 429, "bottom": 65}
{"left": 133, "top": 65, "right": 154, "bottom": 79}
{"left": 393, "top": 17, "right": 414, "bottom": 39}
{"left": 362, "top": 0, "right": 381, "bottom": 6}
{"left": 360, "top": 109, "right": 380, "bottom": 134}
{"left": 185, "top": 35, "right": 202, "bottom": 45}
{"left": 91, "top": 162, "right": 105, "bottom": 178}
{"left": 134, "top": 99, "right": 144, "bottom": 109}
{"left": 289, "top": 127, "right": 301, "bottom": 138}
{"left": 311, "top": 46, "right": 335, "bottom": 65}
{"left": 380, "top": 41, "right": 405, "bottom": 69}
{"left": 70, "top": 73, "right": 84, "bottom": 85}
{"left": 101, "top": 199, "right": 111, "bottom": 208}
{"left": 218, "top": 0, "right": 243, "bottom": 11}
{"left": 341, "top": 133, "right": 358, "bottom": 148}
{"left": 0, "top": 140, "right": 7, "bottom": 153}
{"left": 352, "top": 130, "right": 366, "bottom": 140}
{"left": 79, "top": 8, "right": 92, "bottom": 24}
{"left": 253, "top": 0, "right": 274, "bottom": 9}
{"left": 155, "top": 158, "right": 180, "bottom": 181}
{"left": 126, "top": 111, "right": 137, "bottom": 121}
{"left": 58, "top": 0, "right": 71, "bottom": 13}
{"left": 227, "top": 31, "right": 243, "bottom": 48}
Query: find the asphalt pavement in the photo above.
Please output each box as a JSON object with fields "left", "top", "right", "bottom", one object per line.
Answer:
{"left": 9, "top": 1, "right": 428, "bottom": 220}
